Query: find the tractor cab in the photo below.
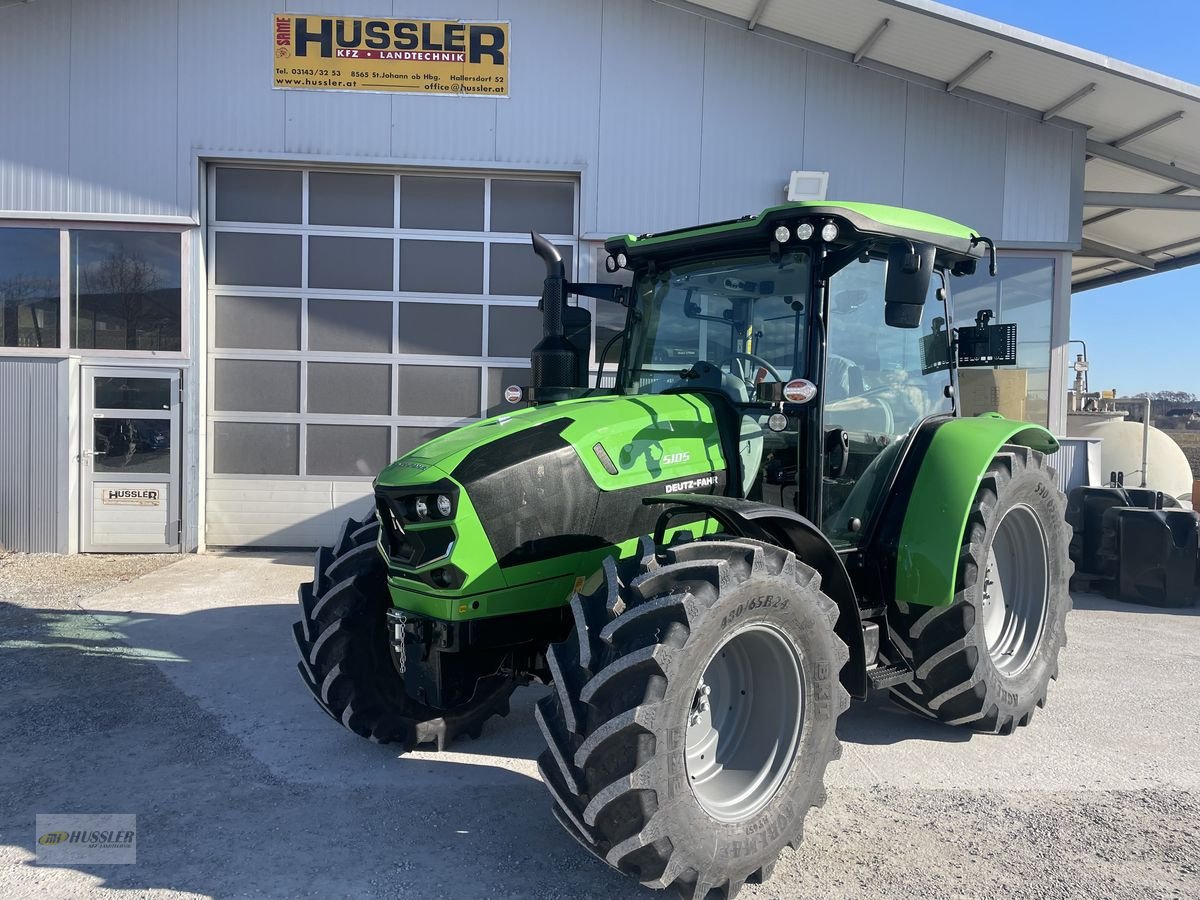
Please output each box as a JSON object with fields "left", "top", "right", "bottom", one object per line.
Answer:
{"left": 546, "top": 202, "right": 1004, "bottom": 547}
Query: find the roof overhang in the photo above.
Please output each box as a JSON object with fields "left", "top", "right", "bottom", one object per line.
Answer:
{"left": 659, "top": 0, "right": 1200, "bottom": 292}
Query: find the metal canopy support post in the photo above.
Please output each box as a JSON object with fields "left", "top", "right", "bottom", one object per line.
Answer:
{"left": 1082, "top": 191, "right": 1200, "bottom": 212}
{"left": 1078, "top": 238, "right": 1157, "bottom": 270}
{"left": 946, "top": 50, "right": 993, "bottom": 92}
{"left": 1083, "top": 186, "right": 1190, "bottom": 227}
{"left": 1041, "top": 83, "right": 1097, "bottom": 122}
{"left": 852, "top": 18, "right": 890, "bottom": 64}
{"left": 1111, "top": 111, "right": 1185, "bottom": 149}
{"left": 1085, "top": 141, "right": 1200, "bottom": 190}
{"left": 747, "top": 0, "right": 771, "bottom": 30}
{"left": 1074, "top": 249, "right": 1200, "bottom": 292}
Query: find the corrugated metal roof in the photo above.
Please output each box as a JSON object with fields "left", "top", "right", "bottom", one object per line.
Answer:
{"left": 671, "top": 0, "right": 1200, "bottom": 290}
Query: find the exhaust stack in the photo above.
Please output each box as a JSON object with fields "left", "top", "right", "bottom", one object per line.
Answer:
{"left": 529, "top": 231, "right": 581, "bottom": 400}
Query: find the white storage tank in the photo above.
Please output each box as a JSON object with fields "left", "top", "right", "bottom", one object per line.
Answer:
{"left": 1066, "top": 412, "right": 1195, "bottom": 501}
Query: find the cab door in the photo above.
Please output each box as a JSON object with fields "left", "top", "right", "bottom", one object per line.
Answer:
{"left": 820, "top": 258, "right": 951, "bottom": 546}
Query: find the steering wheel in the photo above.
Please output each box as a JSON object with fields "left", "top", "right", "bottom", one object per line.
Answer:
{"left": 721, "top": 351, "right": 784, "bottom": 385}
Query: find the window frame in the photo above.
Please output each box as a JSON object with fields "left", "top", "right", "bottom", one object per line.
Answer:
{"left": 0, "top": 218, "right": 190, "bottom": 360}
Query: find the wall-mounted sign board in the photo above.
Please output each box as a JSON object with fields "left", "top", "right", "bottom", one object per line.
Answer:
{"left": 273, "top": 14, "right": 509, "bottom": 96}
{"left": 101, "top": 488, "right": 163, "bottom": 507}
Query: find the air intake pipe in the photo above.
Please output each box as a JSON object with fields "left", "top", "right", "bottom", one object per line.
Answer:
{"left": 529, "top": 231, "right": 581, "bottom": 400}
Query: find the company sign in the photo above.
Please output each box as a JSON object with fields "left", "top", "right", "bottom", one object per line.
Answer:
{"left": 273, "top": 14, "right": 509, "bottom": 96}
{"left": 102, "top": 488, "right": 162, "bottom": 507}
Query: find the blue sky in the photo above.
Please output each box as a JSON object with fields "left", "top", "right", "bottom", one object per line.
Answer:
{"left": 950, "top": 1, "right": 1200, "bottom": 396}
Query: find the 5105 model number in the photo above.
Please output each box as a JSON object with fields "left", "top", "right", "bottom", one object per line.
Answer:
{"left": 720, "top": 594, "right": 790, "bottom": 628}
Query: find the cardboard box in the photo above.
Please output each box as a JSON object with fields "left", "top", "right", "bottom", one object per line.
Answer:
{"left": 957, "top": 368, "right": 1028, "bottom": 420}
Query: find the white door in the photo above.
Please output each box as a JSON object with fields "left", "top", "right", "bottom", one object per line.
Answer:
{"left": 81, "top": 367, "right": 182, "bottom": 553}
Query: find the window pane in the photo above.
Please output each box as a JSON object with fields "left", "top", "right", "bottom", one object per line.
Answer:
{"left": 397, "top": 425, "right": 453, "bottom": 457}
{"left": 955, "top": 257, "right": 1055, "bottom": 426}
{"left": 486, "top": 367, "right": 530, "bottom": 417}
{"left": 93, "top": 419, "right": 171, "bottom": 473}
{"left": 397, "top": 302, "right": 482, "bottom": 356}
{"left": 399, "top": 176, "right": 484, "bottom": 231}
{"left": 490, "top": 242, "right": 573, "bottom": 296}
{"left": 399, "top": 240, "right": 483, "bottom": 295}
{"left": 590, "top": 244, "right": 631, "bottom": 369}
{"left": 490, "top": 180, "right": 574, "bottom": 235}
{"left": 214, "top": 296, "right": 300, "bottom": 350}
{"left": 215, "top": 167, "right": 302, "bottom": 224}
{"left": 308, "top": 362, "right": 391, "bottom": 415}
{"left": 595, "top": 302, "right": 626, "bottom": 371}
{"left": 487, "top": 305, "right": 541, "bottom": 358}
{"left": 0, "top": 227, "right": 60, "bottom": 348}
{"left": 397, "top": 365, "right": 479, "bottom": 418}
{"left": 307, "top": 424, "right": 390, "bottom": 476}
{"left": 94, "top": 377, "right": 171, "bottom": 410}
{"left": 212, "top": 421, "right": 299, "bottom": 475}
{"left": 309, "top": 171, "right": 394, "bottom": 228}
{"left": 309, "top": 236, "right": 393, "bottom": 291}
{"left": 213, "top": 359, "right": 299, "bottom": 412}
{"left": 309, "top": 299, "right": 392, "bottom": 353}
{"left": 215, "top": 232, "right": 301, "bottom": 287}
{"left": 71, "top": 231, "right": 182, "bottom": 351}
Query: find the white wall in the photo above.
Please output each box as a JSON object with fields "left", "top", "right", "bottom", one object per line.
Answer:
{"left": 0, "top": 0, "right": 1078, "bottom": 245}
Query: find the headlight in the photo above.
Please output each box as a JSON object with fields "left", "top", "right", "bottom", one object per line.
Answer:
{"left": 412, "top": 497, "right": 429, "bottom": 520}
{"left": 773, "top": 225, "right": 791, "bottom": 244}
{"left": 821, "top": 222, "right": 839, "bottom": 242}
{"left": 795, "top": 221, "right": 814, "bottom": 241}
{"left": 616, "top": 252, "right": 628, "bottom": 268}
{"left": 436, "top": 494, "right": 453, "bottom": 518}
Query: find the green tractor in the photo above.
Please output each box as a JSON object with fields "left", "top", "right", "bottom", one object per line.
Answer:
{"left": 293, "top": 201, "right": 1071, "bottom": 898}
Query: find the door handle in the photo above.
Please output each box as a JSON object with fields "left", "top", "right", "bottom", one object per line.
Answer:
{"left": 825, "top": 428, "right": 850, "bottom": 479}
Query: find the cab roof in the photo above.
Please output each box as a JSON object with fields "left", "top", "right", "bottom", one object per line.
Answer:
{"left": 606, "top": 201, "right": 986, "bottom": 268}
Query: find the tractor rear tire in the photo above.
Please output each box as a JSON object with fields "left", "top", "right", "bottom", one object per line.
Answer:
{"left": 292, "top": 513, "right": 515, "bottom": 751}
{"left": 536, "top": 539, "right": 849, "bottom": 900}
{"left": 889, "top": 445, "right": 1072, "bottom": 733}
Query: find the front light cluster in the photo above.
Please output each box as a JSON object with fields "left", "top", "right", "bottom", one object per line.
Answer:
{"left": 772, "top": 220, "right": 839, "bottom": 244}
{"left": 407, "top": 493, "right": 454, "bottom": 521}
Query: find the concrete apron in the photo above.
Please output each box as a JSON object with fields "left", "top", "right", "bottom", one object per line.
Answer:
{"left": 79, "top": 553, "right": 1200, "bottom": 794}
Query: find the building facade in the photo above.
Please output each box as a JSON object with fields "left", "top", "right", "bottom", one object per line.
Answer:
{"left": 0, "top": 0, "right": 1083, "bottom": 552}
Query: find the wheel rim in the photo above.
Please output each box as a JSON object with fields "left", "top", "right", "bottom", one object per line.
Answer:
{"left": 980, "top": 502, "right": 1050, "bottom": 676}
{"left": 685, "top": 624, "right": 804, "bottom": 822}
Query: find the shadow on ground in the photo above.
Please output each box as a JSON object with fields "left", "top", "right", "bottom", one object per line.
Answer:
{"left": 1069, "top": 590, "right": 1200, "bottom": 616}
{"left": 0, "top": 599, "right": 644, "bottom": 899}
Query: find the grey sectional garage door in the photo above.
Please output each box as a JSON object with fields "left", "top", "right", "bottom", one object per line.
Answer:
{"left": 205, "top": 165, "right": 578, "bottom": 547}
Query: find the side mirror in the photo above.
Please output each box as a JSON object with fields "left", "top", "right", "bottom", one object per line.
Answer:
{"left": 884, "top": 242, "right": 936, "bottom": 329}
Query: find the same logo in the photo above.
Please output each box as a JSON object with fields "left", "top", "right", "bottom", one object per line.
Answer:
{"left": 782, "top": 379, "right": 817, "bottom": 403}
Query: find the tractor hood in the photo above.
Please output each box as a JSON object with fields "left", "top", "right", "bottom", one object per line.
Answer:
{"left": 373, "top": 393, "right": 730, "bottom": 621}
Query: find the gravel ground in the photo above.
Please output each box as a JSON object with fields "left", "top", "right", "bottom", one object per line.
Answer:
{"left": 0, "top": 552, "right": 179, "bottom": 610}
{"left": 1, "top": 553, "right": 1197, "bottom": 899}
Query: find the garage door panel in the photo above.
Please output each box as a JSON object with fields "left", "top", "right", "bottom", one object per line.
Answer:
{"left": 206, "top": 165, "right": 578, "bottom": 547}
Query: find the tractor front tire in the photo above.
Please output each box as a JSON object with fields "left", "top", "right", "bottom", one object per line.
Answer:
{"left": 292, "top": 513, "right": 515, "bottom": 751}
{"left": 536, "top": 539, "right": 849, "bottom": 900}
{"left": 889, "top": 445, "right": 1072, "bottom": 733}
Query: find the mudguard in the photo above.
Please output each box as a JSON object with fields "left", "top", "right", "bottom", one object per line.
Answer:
{"left": 896, "top": 413, "right": 1059, "bottom": 608}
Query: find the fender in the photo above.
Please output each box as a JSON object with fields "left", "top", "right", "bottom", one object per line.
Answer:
{"left": 642, "top": 493, "right": 869, "bottom": 699}
{"left": 894, "top": 413, "right": 1059, "bottom": 608}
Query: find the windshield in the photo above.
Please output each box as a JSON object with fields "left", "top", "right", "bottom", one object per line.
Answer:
{"left": 619, "top": 252, "right": 811, "bottom": 400}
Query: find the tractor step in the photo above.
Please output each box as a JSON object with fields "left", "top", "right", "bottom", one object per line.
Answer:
{"left": 866, "top": 663, "right": 915, "bottom": 690}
